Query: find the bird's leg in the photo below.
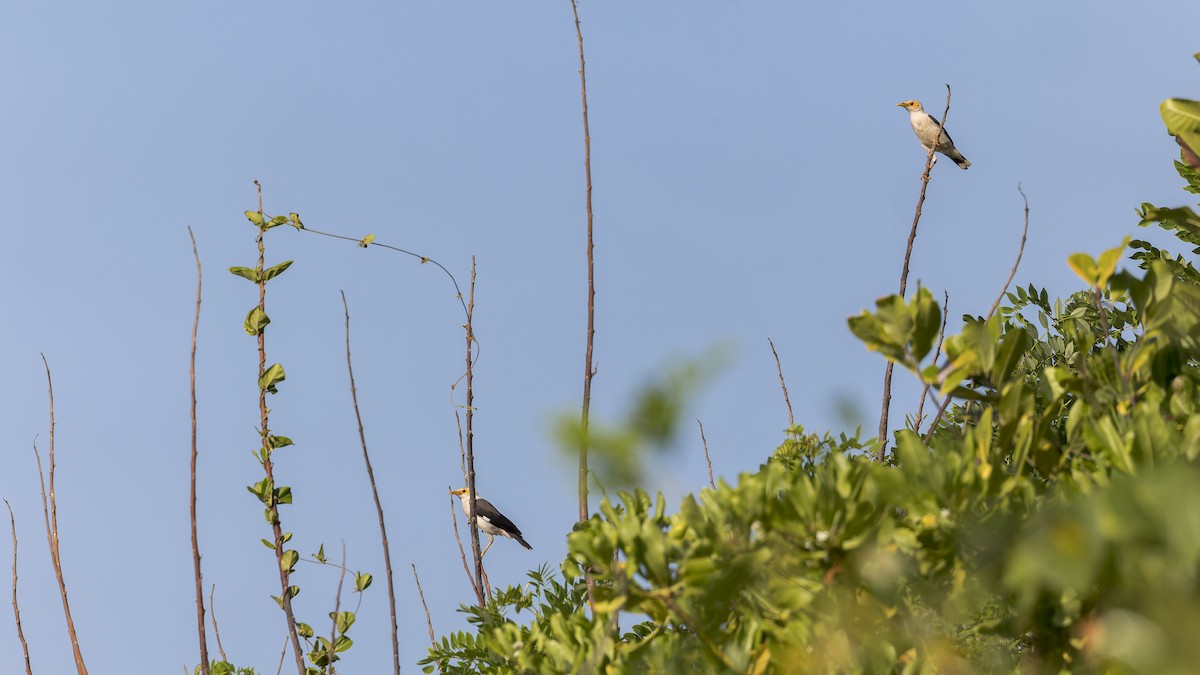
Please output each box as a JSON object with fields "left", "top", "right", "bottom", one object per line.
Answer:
{"left": 481, "top": 533, "right": 495, "bottom": 558}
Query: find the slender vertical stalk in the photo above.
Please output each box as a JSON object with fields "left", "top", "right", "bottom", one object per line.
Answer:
{"left": 569, "top": 0, "right": 595, "bottom": 525}
{"left": 36, "top": 356, "right": 88, "bottom": 674}
{"left": 6, "top": 500, "right": 32, "bottom": 675}
{"left": 209, "top": 585, "right": 229, "bottom": 663}
{"left": 878, "top": 85, "right": 952, "bottom": 460}
{"left": 412, "top": 563, "right": 439, "bottom": 671}
{"left": 341, "top": 291, "right": 400, "bottom": 673}
{"left": 187, "top": 227, "right": 211, "bottom": 675}
{"left": 767, "top": 338, "right": 794, "bottom": 428}
{"left": 463, "top": 259, "right": 486, "bottom": 605}
{"left": 697, "top": 420, "right": 715, "bottom": 490}
{"left": 253, "top": 182, "right": 306, "bottom": 674}
{"left": 328, "top": 542, "right": 347, "bottom": 672}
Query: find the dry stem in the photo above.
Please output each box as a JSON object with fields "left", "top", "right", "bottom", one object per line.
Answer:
{"left": 341, "top": 291, "right": 400, "bottom": 674}
{"left": 36, "top": 355, "right": 88, "bottom": 673}
{"left": 878, "top": 84, "right": 952, "bottom": 460}
{"left": 697, "top": 420, "right": 715, "bottom": 490}
{"left": 449, "top": 493, "right": 482, "bottom": 602}
{"left": 209, "top": 585, "right": 229, "bottom": 663}
{"left": 462, "top": 258, "right": 488, "bottom": 606}
{"left": 767, "top": 338, "right": 795, "bottom": 428}
{"left": 187, "top": 226, "right": 211, "bottom": 675}
{"left": 328, "top": 542, "right": 347, "bottom": 672}
{"left": 6, "top": 500, "right": 32, "bottom": 674}
{"left": 412, "top": 564, "right": 438, "bottom": 656}
{"left": 564, "top": 0, "right": 597, "bottom": 612}
{"left": 987, "top": 186, "right": 1031, "bottom": 321}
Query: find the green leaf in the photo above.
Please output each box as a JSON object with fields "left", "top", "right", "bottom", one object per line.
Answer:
{"left": 1161, "top": 98, "right": 1200, "bottom": 160}
{"left": 281, "top": 549, "right": 299, "bottom": 574}
{"left": 289, "top": 212, "right": 305, "bottom": 229}
{"left": 228, "top": 266, "right": 260, "bottom": 283}
{"left": 355, "top": 571, "right": 373, "bottom": 591}
{"left": 332, "top": 610, "right": 356, "bottom": 633}
{"left": 315, "top": 543, "right": 327, "bottom": 563}
{"left": 268, "top": 435, "right": 293, "bottom": 449}
{"left": 261, "top": 260, "right": 293, "bottom": 281}
{"left": 259, "top": 363, "right": 286, "bottom": 394}
{"left": 266, "top": 215, "right": 289, "bottom": 229}
{"left": 244, "top": 307, "right": 270, "bottom": 336}
{"left": 1068, "top": 253, "right": 1099, "bottom": 288}
{"left": 245, "top": 210, "right": 265, "bottom": 226}
{"left": 274, "top": 486, "right": 292, "bottom": 505}
{"left": 297, "top": 622, "right": 314, "bottom": 638}
{"left": 261, "top": 538, "right": 275, "bottom": 549}
{"left": 359, "top": 233, "right": 376, "bottom": 248}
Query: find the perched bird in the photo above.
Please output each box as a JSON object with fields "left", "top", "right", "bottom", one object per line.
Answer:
{"left": 896, "top": 100, "right": 971, "bottom": 169}
{"left": 449, "top": 487, "right": 532, "bottom": 557}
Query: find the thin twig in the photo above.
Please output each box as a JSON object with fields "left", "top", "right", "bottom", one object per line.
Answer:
{"left": 569, "top": 0, "right": 599, "bottom": 615}
{"left": 341, "top": 291, "right": 400, "bottom": 675}
{"left": 187, "top": 227, "right": 211, "bottom": 675}
{"left": 252, "top": 180, "right": 306, "bottom": 675}
{"left": 987, "top": 186, "right": 1031, "bottom": 321}
{"left": 37, "top": 356, "right": 88, "bottom": 674}
{"left": 914, "top": 291, "right": 950, "bottom": 433}
{"left": 411, "top": 564, "right": 437, "bottom": 655}
{"left": 462, "top": 258, "right": 487, "bottom": 606}
{"left": 449, "top": 493, "right": 481, "bottom": 602}
{"left": 879, "top": 84, "right": 953, "bottom": 460}
{"left": 697, "top": 420, "right": 715, "bottom": 490}
{"left": 6, "top": 500, "right": 32, "bottom": 675}
{"left": 328, "top": 541, "right": 347, "bottom": 673}
{"left": 209, "top": 585, "right": 229, "bottom": 663}
{"left": 767, "top": 338, "right": 795, "bottom": 428}
{"left": 923, "top": 394, "right": 954, "bottom": 443}
{"left": 275, "top": 634, "right": 288, "bottom": 675}
{"left": 296, "top": 226, "right": 469, "bottom": 322}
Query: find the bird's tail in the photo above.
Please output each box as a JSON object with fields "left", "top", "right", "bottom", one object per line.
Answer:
{"left": 951, "top": 152, "right": 971, "bottom": 169}
{"left": 515, "top": 534, "right": 533, "bottom": 550}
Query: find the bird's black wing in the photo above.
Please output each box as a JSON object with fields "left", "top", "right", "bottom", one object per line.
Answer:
{"left": 476, "top": 498, "right": 524, "bottom": 537}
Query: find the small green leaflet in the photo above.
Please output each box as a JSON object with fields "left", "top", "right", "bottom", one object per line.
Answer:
{"left": 259, "top": 363, "right": 286, "bottom": 393}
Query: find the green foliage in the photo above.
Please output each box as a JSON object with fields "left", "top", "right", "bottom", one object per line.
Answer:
{"left": 426, "top": 147, "right": 1200, "bottom": 673}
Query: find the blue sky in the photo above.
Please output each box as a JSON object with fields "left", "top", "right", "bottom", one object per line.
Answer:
{"left": 1, "top": 1, "right": 1198, "bottom": 671}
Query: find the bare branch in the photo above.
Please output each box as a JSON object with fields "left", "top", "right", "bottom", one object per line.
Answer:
{"left": 449, "top": 493, "right": 481, "bottom": 602}
{"left": 6, "top": 500, "right": 32, "bottom": 674}
{"left": 341, "top": 291, "right": 400, "bottom": 674}
{"left": 209, "top": 585, "right": 228, "bottom": 663}
{"left": 767, "top": 338, "right": 795, "bottom": 428}
{"left": 37, "top": 355, "right": 88, "bottom": 673}
{"left": 879, "top": 84, "right": 952, "bottom": 460}
{"left": 568, "top": 0, "right": 597, "bottom": 526}
{"left": 987, "top": 185, "right": 1031, "bottom": 321}
{"left": 328, "top": 542, "right": 347, "bottom": 673}
{"left": 411, "top": 564, "right": 437, "bottom": 657}
{"left": 187, "top": 227, "right": 211, "bottom": 675}
{"left": 697, "top": 420, "right": 715, "bottom": 490}
{"left": 462, "top": 258, "right": 488, "bottom": 606}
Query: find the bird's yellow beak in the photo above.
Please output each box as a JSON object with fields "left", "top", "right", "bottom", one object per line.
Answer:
{"left": 449, "top": 488, "right": 466, "bottom": 496}
{"left": 896, "top": 102, "right": 907, "bottom": 108}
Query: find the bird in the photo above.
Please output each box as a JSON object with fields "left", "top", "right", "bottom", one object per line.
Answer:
{"left": 449, "top": 487, "right": 532, "bottom": 557}
{"left": 896, "top": 100, "right": 971, "bottom": 169}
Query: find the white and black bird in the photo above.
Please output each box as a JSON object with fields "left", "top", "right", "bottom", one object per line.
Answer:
{"left": 897, "top": 100, "right": 971, "bottom": 169}
{"left": 450, "top": 487, "right": 532, "bottom": 557}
